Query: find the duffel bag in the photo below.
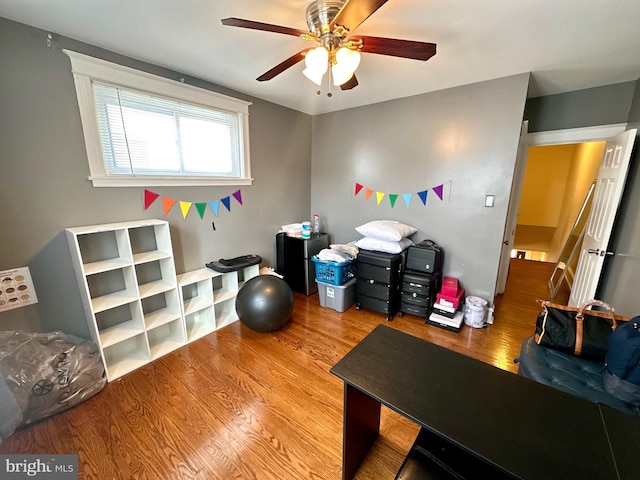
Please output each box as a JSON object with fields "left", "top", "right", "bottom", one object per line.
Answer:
{"left": 534, "top": 299, "right": 628, "bottom": 360}
{"left": 604, "top": 316, "right": 640, "bottom": 405}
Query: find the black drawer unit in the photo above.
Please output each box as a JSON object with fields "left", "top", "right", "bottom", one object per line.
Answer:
{"left": 355, "top": 250, "right": 403, "bottom": 321}
{"left": 399, "top": 271, "right": 441, "bottom": 320}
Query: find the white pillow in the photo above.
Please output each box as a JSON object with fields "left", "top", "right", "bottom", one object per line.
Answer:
{"left": 355, "top": 236, "right": 414, "bottom": 254}
{"left": 355, "top": 220, "right": 417, "bottom": 242}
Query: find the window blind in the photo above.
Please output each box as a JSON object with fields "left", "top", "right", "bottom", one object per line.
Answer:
{"left": 93, "top": 82, "right": 241, "bottom": 177}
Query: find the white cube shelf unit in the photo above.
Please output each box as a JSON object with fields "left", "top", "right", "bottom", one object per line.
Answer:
{"left": 177, "top": 264, "right": 259, "bottom": 342}
{"left": 66, "top": 219, "right": 260, "bottom": 382}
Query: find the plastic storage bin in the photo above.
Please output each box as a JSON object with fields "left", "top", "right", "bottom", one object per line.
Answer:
{"left": 316, "top": 278, "right": 356, "bottom": 312}
{"left": 312, "top": 256, "right": 356, "bottom": 286}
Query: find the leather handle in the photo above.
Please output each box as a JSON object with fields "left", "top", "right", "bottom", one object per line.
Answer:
{"left": 574, "top": 300, "right": 616, "bottom": 356}
{"left": 577, "top": 300, "right": 617, "bottom": 329}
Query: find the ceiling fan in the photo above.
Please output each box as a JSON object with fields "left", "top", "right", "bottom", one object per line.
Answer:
{"left": 221, "top": 0, "right": 436, "bottom": 92}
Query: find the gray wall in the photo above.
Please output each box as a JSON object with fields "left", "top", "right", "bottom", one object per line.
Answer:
{"left": 598, "top": 79, "right": 640, "bottom": 316}
{"left": 524, "top": 80, "right": 640, "bottom": 316}
{"left": 311, "top": 74, "right": 530, "bottom": 302}
{"left": 0, "top": 18, "right": 312, "bottom": 336}
{"left": 524, "top": 82, "right": 636, "bottom": 133}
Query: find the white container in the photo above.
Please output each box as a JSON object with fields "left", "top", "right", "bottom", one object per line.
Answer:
{"left": 281, "top": 223, "right": 303, "bottom": 237}
{"left": 463, "top": 296, "right": 488, "bottom": 328}
{"left": 316, "top": 278, "right": 356, "bottom": 312}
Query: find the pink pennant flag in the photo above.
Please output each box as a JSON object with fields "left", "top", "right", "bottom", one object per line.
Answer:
{"left": 433, "top": 184, "right": 444, "bottom": 201}
{"left": 144, "top": 189, "right": 159, "bottom": 210}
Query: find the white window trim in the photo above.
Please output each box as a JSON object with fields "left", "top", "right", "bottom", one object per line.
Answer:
{"left": 64, "top": 50, "right": 253, "bottom": 187}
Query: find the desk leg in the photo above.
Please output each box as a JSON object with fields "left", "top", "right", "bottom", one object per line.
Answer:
{"left": 342, "top": 384, "right": 381, "bottom": 480}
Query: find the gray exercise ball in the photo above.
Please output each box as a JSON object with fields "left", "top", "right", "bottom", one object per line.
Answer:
{"left": 235, "top": 275, "right": 294, "bottom": 333}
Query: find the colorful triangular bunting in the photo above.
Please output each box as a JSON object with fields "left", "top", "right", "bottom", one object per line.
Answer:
{"left": 162, "top": 197, "right": 176, "bottom": 216}
{"left": 365, "top": 188, "right": 374, "bottom": 201}
{"left": 195, "top": 203, "right": 208, "bottom": 219}
{"left": 353, "top": 182, "right": 451, "bottom": 208}
{"left": 232, "top": 189, "right": 243, "bottom": 205}
{"left": 144, "top": 189, "right": 159, "bottom": 210}
{"left": 179, "top": 201, "right": 192, "bottom": 219}
{"left": 433, "top": 184, "right": 444, "bottom": 201}
{"left": 209, "top": 200, "right": 220, "bottom": 216}
{"left": 221, "top": 196, "right": 231, "bottom": 212}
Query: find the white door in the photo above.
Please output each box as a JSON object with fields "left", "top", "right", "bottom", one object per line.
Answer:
{"left": 568, "top": 128, "right": 637, "bottom": 306}
{"left": 495, "top": 122, "right": 529, "bottom": 294}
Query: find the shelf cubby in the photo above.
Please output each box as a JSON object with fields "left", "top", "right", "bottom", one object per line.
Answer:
{"left": 87, "top": 266, "right": 139, "bottom": 313}
{"left": 142, "top": 290, "right": 181, "bottom": 331}
{"left": 76, "top": 228, "right": 133, "bottom": 275}
{"left": 102, "top": 333, "right": 151, "bottom": 381}
{"left": 214, "top": 299, "right": 238, "bottom": 330}
{"left": 147, "top": 318, "right": 185, "bottom": 359}
{"left": 184, "top": 306, "right": 216, "bottom": 342}
{"left": 212, "top": 273, "right": 237, "bottom": 304}
{"left": 95, "top": 301, "right": 145, "bottom": 348}
{"left": 136, "top": 257, "right": 177, "bottom": 299}
{"left": 129, "top": 222, "right": 173, "bottom": 264}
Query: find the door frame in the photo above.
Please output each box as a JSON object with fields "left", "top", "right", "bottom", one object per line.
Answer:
{"left": 495, "top": 122, "right": 627, "bottom": 296}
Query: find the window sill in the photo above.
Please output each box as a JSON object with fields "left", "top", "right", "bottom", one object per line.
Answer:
{"left": 88, "top": 176, "right": 254, "bottom": 187}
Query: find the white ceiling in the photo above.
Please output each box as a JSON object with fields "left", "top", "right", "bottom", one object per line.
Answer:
{"left": 2, "top": 0, "right": 640, "bottom": 115}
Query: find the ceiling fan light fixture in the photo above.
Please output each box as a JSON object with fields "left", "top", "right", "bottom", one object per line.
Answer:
{"left": 303, "top": 46, "right": 330, "bottom": 85}
{"left": 331, "top": 47, "right": 361, "bottom": 86}
{"left": 335, "top": 47, "right": 361, "bottom": 72}
{"left": 303, "top": 67, "right": 325, "bottom": 85}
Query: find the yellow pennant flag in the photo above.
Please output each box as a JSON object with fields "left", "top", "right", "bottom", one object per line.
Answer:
{"left": 376, "top": 192, "right": 385, "bottom": 205}
{"left": 179, "top": 201, "right": 192, "bottom": 219}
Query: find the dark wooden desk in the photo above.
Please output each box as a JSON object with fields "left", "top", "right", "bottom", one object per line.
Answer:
{"left": 330, "top": 325, "right": 640, "bottom": 480}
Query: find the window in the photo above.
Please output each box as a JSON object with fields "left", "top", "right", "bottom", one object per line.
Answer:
{"left": 65, "top": 50, "right": 252, "bottom": 187}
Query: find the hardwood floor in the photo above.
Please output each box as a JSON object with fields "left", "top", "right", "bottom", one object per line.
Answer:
{"left": 1, "top": 259, "right": 565, "bottom": 479}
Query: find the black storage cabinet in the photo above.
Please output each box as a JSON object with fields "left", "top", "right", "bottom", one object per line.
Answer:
{"left": 398, "top": 271, "right": 442, "bottom": 320}
{"left": 355, "top": 250, "right": 403, "bottom": 321}
{"left": 276, "top": 232, "right": 329, "bottom": 295}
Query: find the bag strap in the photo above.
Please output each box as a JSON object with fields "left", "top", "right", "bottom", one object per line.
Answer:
{"left": 574, "top": 300, "right": 617, "bottom": 356}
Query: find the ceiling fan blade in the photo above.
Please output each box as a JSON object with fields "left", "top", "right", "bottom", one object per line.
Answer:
{"left": 340, "top": 74, "right": 359, "bottom": 90}
{"left": 221, "top": 17, "right": 311, "bottom": 38}
{"left": 256, "top": 48, "right": 314, "bottom": 81}
{"left": 352, "top": 35, "right": 437, "bottom": 61}
{"left": 330, "top": 0, "right": 389, "bottom": 34}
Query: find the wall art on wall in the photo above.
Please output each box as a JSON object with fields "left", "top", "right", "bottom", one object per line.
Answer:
{"left": 143, "top": 189, "right": 244, "bottom": 219}
{"left": 0, "top": 266, "right": 38, "bottom": 312}
{"left": 354, "top": 181, "right": 451, "bottom": 207}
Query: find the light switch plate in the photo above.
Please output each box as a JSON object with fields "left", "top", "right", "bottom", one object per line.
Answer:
{"left": 485, "top": 195, "right": 495, "bottom": 207}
